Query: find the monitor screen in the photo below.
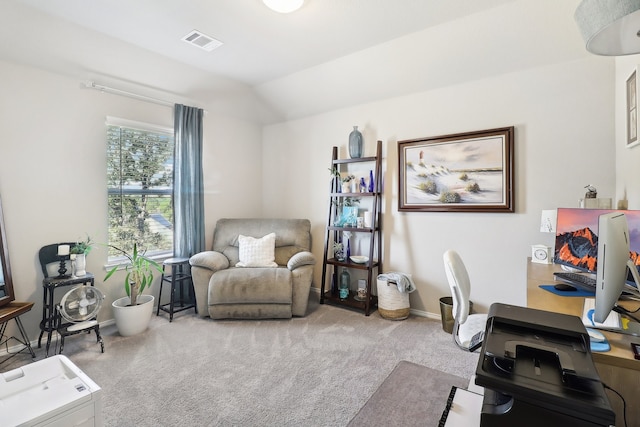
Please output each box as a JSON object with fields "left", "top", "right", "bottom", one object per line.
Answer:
{"left": 554, "top": 208, "right": 640, "bottom": 283}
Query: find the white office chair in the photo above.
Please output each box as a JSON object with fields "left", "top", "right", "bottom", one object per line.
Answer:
{"left": 443, "top": 249, "right": 488, "bottom": 351}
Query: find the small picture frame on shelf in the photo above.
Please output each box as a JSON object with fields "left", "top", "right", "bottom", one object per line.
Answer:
{"left": 356, "top": 279, "right": 367, "bottom": 301}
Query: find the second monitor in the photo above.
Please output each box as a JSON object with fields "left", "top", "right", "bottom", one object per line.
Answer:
{"left": 554, "top": 208, "right": 640, "bottom": 286}
{"left": 594, "top": 212, "right": 640, "bottom": 323}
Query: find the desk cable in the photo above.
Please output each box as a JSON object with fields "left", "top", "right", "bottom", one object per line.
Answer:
{"left": 613, "top": 304, "right": 640, "bottom": 323}
{"left": 603, "top": 382, "right": 627, "bottom": 427}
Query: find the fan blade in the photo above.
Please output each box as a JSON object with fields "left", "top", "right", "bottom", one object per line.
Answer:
{"left": 60, "top": 285, "right": 104, "bottom": 323}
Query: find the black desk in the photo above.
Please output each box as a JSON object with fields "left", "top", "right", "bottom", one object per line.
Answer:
{"left": 39, "top": 273, "right": 95, "bottom": 356}
{"left": 0, "top": 302, "right": 36, "bottom": 366}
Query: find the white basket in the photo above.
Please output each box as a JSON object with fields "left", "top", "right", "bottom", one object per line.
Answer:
{"left": 377, "top": 278, "right": 410, "bottom": 320}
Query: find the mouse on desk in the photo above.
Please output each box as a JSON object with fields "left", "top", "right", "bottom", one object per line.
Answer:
{"left": 554, "top": 283, "right": 577, "bottom": 292}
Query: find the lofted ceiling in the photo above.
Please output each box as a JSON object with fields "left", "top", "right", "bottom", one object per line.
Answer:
{"left": 14, "top": 0, "right": 519, "bottom": 85}
{"left": 0, "top": 0, "right": 592, "bottom": 122}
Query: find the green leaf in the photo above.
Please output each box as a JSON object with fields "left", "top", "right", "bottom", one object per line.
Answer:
{"left": 104, "top": 265, "right": 118, "bottom": 282}
{"left": 124, "top": 272, "right": 132, "bottom": 296}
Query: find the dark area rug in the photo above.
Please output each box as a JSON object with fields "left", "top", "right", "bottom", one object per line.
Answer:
{"left": 348, "top": 360, "right": 469, "bottom": 426}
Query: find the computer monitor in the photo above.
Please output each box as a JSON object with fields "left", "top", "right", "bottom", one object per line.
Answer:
{"left": 594, "top": 212, "right": 640, "bottom": 323}
{"left": 554, "top": 208, "right": 640, "bottom": 284}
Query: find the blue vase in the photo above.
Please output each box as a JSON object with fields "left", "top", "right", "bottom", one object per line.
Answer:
{"left": 368, "top": 170, "right": 375, "bottom": 192}
{"left": 348, "top": 126, "right": 363, "bottom": 158}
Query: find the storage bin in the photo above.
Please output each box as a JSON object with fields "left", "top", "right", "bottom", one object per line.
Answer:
{"left": 377, "top": 277, "right": 410, "bottom": 320}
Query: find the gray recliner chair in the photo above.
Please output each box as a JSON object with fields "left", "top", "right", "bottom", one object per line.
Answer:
{"left": 189, "top": 218, "right": 316, "bottom": 319}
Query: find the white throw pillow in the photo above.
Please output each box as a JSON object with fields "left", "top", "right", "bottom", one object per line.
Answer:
{"left": 236, "top": 233, "right": 278, "bottom": 267}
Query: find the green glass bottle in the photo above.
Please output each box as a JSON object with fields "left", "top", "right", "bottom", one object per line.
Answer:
{"left": 339, "top": 268, "right": 350, "bottom": 300}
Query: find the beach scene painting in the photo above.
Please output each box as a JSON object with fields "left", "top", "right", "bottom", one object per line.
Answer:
{"left": 398, "top": 127, "right": 514, "bottom": 212}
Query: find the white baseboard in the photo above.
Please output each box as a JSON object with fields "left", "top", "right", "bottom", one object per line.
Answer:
{"left": 0, "top": 318, "right": 115, "bottom": 359}
{"left": 310, "top": 287, "right": 440, "bottom": 319}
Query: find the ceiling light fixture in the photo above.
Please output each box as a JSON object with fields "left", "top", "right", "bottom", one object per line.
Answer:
{"left": 263, "top": 0, "right": 304, "bottom": 14}
{"left": 575, "top": 0, "right": 640, "bottom": 55}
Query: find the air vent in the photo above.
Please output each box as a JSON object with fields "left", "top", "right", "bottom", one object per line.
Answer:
{"left": 181, "top": 30, "right": 223, "bottom": 52}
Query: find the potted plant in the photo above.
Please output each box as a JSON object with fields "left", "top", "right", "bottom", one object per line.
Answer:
{"left": 104, "top": 243, "right": 163, "bottom": 336}
{"left": 332, "top": 196, "right": 361, "bottom": 227}
{"left": 342, "top": 174, "right": 357, "bottom": 193}
{"left": 328, "top": 167, "right": 357, "bottom": 193}
{"left": 70, "top": 235, "right": 92, "bottom": 276}
{"left": 333, "top": 242, "right": 345, "bottom": 261}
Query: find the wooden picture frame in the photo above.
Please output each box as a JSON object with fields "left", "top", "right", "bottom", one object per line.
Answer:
{"left": 398, "top": 127, "right": 514, "bottom": 212}
{"left": 627, "top": 68, "right": 639, "bottom": 148}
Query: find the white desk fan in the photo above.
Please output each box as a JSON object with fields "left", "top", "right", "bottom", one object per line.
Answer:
{"left": 56, "top": 285, "right": 105, "bottom": 353}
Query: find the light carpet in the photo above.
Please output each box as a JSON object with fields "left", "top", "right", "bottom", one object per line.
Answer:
{"left": 2, "top": 297, "right": 479, "bottom": 426}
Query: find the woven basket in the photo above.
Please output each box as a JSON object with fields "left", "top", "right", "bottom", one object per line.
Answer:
{"left": 377, "top": 278, "right": 410, "bottom": 320}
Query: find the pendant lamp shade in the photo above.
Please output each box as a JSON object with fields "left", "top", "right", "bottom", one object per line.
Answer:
{"left": 263, "top": 0, "right": 304, "bottom": 14}
{"left": 575, "top": 0, "right": 640, "bottom": 55}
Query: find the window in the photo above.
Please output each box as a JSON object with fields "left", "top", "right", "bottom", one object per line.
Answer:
{"left": 106, "top": 117, "right": 174, "bottom": 261}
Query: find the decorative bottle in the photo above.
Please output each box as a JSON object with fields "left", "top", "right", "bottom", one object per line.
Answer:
{"left": 348, "top": 126, "right": 363, "bottom": 158}
{"left": 346, "top": 239, "right": 351, "bottom": 259}
{"left": 368, "top": 170, "right": 375, "bottom": 192}
{"left": 339, "top": 268, "right": 350, "bottom": 300}
{"left": 330, "top": 273, "right": 337, "bottom": 296}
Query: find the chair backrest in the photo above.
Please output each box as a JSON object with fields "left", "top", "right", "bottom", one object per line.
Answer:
{"left": 443, "top": 249, "right": 472, "bottom": 326}
{"left": 39, "top": 242, "right": 75, "bottom": 278}
{"left": 212, "top": 218, "right": 311, "bottom": 266}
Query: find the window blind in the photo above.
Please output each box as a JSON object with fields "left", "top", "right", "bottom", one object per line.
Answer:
{"left": 106, "top": 119, "right": 174, "bottom": 260}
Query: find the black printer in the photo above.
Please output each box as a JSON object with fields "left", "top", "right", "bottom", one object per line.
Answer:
{"left": 475, "top": 303, "right": 615, "bottom": 427}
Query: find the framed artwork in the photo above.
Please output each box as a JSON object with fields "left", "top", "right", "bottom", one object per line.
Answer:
{"left": 398, "top": 127, "right": 514, "bottom": 213}
{"left": 627, "top": 68, "right": 639, "bottom": 148}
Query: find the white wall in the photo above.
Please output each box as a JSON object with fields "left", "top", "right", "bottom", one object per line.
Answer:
{"left": 263, "top": 56, "right": 616, "bottom": 316}
{"left": 0, "top": 60, "right": 263, "bottom": 339}
{"left": 615, "top": 55, "right": 640, "bottom": 210}
{"left": 255, "top": 0, "right": 587, "bottom": 122}
{"left": 0, "top": 1, "right": 620, "bottom": 343}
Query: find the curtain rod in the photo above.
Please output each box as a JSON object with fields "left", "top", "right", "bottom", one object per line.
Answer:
{"left": 84, "top": 81, "right": 178, "bottom": 108}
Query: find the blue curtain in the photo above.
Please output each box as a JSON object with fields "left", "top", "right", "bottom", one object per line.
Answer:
{"left": 173, "top": 104, "right": 205, "bottom": 257}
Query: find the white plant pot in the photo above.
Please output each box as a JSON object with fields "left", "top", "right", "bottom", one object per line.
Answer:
{"left": 112, "top": 294, "right": 154, "bottom": 337}
{"left": 73, "top": 253, "right": 87, "bottom": 276}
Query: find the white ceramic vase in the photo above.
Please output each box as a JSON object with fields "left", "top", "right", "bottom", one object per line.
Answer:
{"left": 112, "top": 294, "right": 154, "bottom": 337}
{"left": 73, "top": 253, "right": 87, "bottom": 276}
